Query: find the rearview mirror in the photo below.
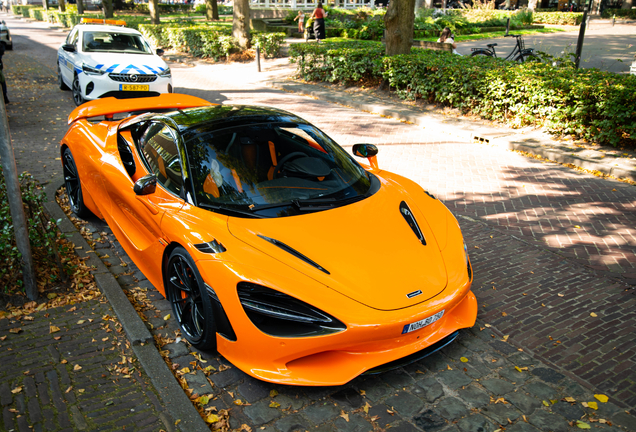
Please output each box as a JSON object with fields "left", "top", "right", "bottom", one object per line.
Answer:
{"left": 156, "top": 48, "right": 164, "bottom": 56}
{"left": 352, "top": 144, "right": 378, "bottom": 158}
{"left": 62, "top": 44, "right": 76, "bottom": 53}
{"left": 134, "top": 174, "right": 157, "bottom": 196}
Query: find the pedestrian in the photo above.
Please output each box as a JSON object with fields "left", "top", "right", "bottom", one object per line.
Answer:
{"left": 437, "top": 27, "right": 461, "bottom": 55}
{"left": 293, "top": 10, "right": 305, "bottom": 33}
{"left": 308, "top": 2, "right": 327, "bottom": 43}
{"left": 0, "top": 42, "right": 8, "bottom": 104}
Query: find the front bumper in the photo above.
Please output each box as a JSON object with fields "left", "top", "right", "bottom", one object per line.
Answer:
{"left": 78, "top": 72, "right": 173, "bottom": 101}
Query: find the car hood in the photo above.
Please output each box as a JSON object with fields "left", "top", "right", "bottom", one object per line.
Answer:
{"left": 79, "top": 52, "right": 168, "bottom": 75}
{"left": 227, "top": 179, "right": 449, "bottom": 311}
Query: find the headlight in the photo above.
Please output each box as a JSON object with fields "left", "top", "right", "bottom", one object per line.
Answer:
{"left": 82, "top": 63, "right": 105, "bottom": 76}
{"left": 237, "top": 282, "right": 346, "bottom": 337}
{"left": 158, "top": 67, "right": 171, "bottom": 78}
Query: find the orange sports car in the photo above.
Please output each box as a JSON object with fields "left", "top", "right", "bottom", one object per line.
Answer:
{"left": 61, "top": 94, "right": 477, "bottom": 386}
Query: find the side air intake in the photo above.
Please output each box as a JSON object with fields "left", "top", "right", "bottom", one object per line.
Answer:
{"left": 399, "top": 201, "right": 426, "bottom": 245}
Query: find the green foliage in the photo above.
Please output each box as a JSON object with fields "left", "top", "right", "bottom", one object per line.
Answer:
{"left": 251, "top": 32, "right": 286, "bottom": 58}
{"left": 121, "top": 3, "right": 194, "bottom": 14}
{"left": 533, "top": 12, "right": 583, "bottom": 25}
{"left": 28, "top": 7, "right": 46, "bottom": 21}
{"left": 140, "top": 23, "right": 237, "bottom": 60}
{"left": 602, "top": 9, "right": 636, "bottom": 19}
{"left": 290, "top": 41, "right": 636, "bottom": 148}
{"left": 0, "top": 170, "right": 60, "bottom": 292}
{"left": 194, "top": 3, "right": 233, "bottom": 15}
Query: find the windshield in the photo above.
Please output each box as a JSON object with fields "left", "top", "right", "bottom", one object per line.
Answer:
{"left": 185, "top": 122, "right": 373, "bottom": 217}
{"left": 82, "top": 31, "right": 152, "bottom": 54}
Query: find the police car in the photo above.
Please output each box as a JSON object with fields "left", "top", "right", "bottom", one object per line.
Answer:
{"left": 58, "top": 19, "right": 172, "bottom": 106}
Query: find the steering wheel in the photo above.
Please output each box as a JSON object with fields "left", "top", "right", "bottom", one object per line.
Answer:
{"left": 274, "top": 152, "right": 308, "bottom": 178}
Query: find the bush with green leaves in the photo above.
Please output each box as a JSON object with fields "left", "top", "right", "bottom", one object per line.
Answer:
{"left": 602, "top": 8, "right": 636, "bottom": 19}
{"left": 28, "top": 7, "right": 46, "bottom": 21}
{"left": 290, "top": 41, "right": 636, "bottom": 148}
{"left": 194, "top": 4, "right": 233, "bottom": 15}
{"left": 533, "top": 12, "right": 583, "bottom": 25}
{"left": 252, "top": 32, "right": 286, "bottom": 58}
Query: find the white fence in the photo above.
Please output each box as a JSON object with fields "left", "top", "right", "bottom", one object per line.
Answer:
{"left": 251, "top": 0, "right": 376, "bottom": 9}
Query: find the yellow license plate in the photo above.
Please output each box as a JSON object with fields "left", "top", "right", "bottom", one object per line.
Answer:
{"left": 120, "top": 84, "right": 149, "bottom": 91}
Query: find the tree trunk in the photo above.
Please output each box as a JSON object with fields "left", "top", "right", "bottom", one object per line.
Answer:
{"left": 423, "top": 0, "right": 434, "bottom": 8}
{"left": 102, "top": 0, "right": 113, "bottom": 18}
{"left": 59, "top": 0, "right": 66, "bottom": 13}
{"left": 206, "top": 0, "right": 219, "bottom": 20}
{"left": 148, "top": 0, "right": 160, "bottom": 24}
{"left": 384, "top": 0, "right": 416, "bottom": 56}
{"left": 622, "top": 0, "right": 633, "bottom": 9}
{"left": 42, "top": 0, "right": 48, "bottom": 10}
{"left": 527, "top": 0, "right": 538, "bottom": 11}
{"left": 233, "top": 0, "right": 250, "bottom": 50}
{"left": 77, "top": 0, "right": 84, "bottom": 15}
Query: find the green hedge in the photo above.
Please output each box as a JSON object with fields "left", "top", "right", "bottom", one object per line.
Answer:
{"left": 533, "top": 12, "right": 583, "bottom": 25}
{"left": 139, "top": 23, "right": 238, "bottom": 60}
{"left": 252, "top": 32, "right": 286, "bottom": 58}
{"left": 290, "top": 42, "right": 636, "bottom": 148}
{"left": 28, "top": 7, "right": 46, "bottom": 21}
{"left": 602, "top": 9, "right": 636, "bottom": 19}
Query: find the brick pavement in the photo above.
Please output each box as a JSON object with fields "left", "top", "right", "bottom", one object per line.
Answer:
{"left": 0, "top": 299, "right": 169, "bottom": 431}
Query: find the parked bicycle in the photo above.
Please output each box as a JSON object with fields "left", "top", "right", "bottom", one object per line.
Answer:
{"left": 470, "top": 19, "right": 540, "bottom": 63}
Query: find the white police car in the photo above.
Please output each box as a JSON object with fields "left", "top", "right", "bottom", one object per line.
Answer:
{"left": 58, "top": 19, "right": 172, "bottom": 106}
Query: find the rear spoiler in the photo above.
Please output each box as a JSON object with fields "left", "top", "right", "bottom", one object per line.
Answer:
{"left": 68, "top": 94, "right": 215, "bottom": 125}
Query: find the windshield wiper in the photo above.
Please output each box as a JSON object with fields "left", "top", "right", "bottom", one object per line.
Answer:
{"left": 199, "top": 203, "right": 265, "bottom": 219}
{"left": 249, "top": 198, "right": 337, "bottom": 212}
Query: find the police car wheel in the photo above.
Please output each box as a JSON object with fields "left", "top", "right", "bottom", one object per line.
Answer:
{"left": 58, "top": 64, "right": 69, "bottom": 91}
{"left": 72, "top": 75, "right": 85, "bottom": 106}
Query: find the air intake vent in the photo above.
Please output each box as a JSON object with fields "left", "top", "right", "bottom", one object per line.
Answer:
{"left": 258, "top": 235, "right": 330, "bottom": 274}
{"left": 399, "top": 201, "right": 426, "bottom": 245}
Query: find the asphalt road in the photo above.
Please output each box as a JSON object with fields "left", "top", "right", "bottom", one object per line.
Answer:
{"left": 2, "top": 11, "right": 636, "bottom": 432}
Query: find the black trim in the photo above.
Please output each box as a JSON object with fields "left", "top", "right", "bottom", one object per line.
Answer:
{"left": 363, "top": 331, "right": 459, "bottom": 375}
{"left": 257, "top": 235, "right": 330, "bottom": 274}
{"left": 194, "top": 240, "right": 226, "bottom": 254}
{"left": 399, "top": 201, "right": 426, "bottom": 245}
{"left": 205, "top": 284, "right": 237, "bottom": 341}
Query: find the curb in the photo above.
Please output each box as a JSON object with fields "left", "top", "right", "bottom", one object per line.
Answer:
{"left": 268, "top": 80, "right": 636, "bottom": 183}
{"left": 43, "top": 177, "right": 210, "bottom": 432}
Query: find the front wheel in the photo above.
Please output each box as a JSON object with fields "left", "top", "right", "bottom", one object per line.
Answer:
{"left": 470, "top": 51, "right": 494, "bottom": 58}
{"left": 164, "top": 247, "right": 218, "bottom": 351}
{"left": 72, "top": 75, "right": 85, "bottom": 106}
{"left": 62, "top": 147, "right": 91, "bottom": 218}
{"left": 58, "top": 63, "right": 69, "bottom": 90}
{"left": 515, "top": 52, "right": 541, "bottom": 63}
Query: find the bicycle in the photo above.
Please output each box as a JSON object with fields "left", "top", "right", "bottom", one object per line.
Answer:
{"left": 470, "top": 21, "right": 540, "bottom": 63}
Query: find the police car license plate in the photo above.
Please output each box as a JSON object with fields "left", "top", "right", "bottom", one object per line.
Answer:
{"left": 120, "top": 84, "right": 149, "bottom": 91}
{"left": 402, "top": 310, "right": 445, "bottom": 334}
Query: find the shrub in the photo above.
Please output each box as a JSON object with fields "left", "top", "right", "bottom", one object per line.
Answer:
{"left": 533, "top": 11, "right": 583, "bottom": 25}
{"left": 602, "top": 9, "right": 636, "bottom": 19}
{"left": 28, "top": 8, "right": 46, "bottom": 21}
{"left": 290, "top": 41, "right": 636, "bottom": 148}
{"left": 194, "top": 4, "right": 233, "bottom": 15}
{"left": 251, "top": 32, "right": 286, "bottom": 58}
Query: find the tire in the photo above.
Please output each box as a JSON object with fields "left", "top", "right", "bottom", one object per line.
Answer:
{"left": 72, "top": 74, "right": 85, "bottom": 106}
{"left": 58, "top": 63, "right": 69, "bottom": 90}
{"left": 6, "top": 43, "right": 12, "bottom": 51}
{"left": 62, "top": 147, "right": 91, "bottom": 218}
{"left": 164, "top": 247, "right": 217, "bottom": 351}
{"left": 516, "top": 52, "right": 541, "bottom": 63}
{"left": 470, "top": 52, "right": 493, "bottom": 58}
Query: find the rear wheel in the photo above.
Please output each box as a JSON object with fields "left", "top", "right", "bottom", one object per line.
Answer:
{"left": 164, "top": 247, "right": 217, "bottom": 351}
{"left": 72, "top": 75, "right": 85, "bottom": 106}
{"left": 62, "top": 147, "right": 91, "bottom": 218}
{"left": 58, "top": 63, "right": 69, "bottom": 90}
{"left": 516, "top": 52, "right": 541, "bottom": 63}
{"left": 470, "top": 52, "right": 494, "bottom": 58}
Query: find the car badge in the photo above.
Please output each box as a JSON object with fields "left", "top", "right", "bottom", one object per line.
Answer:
{"left": 130, "top": 74, "right": 138, "bottom": 82}
{"left": 407, "top": 289, "right": 423, "bottom": 299}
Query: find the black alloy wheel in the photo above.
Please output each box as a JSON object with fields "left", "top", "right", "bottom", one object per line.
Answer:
{"left": 72, "top": 75, "right": 85, "bottom": 106}
{"left": 58, "top": 63, "right": 69, "bottom": 90}
{"left": 62, "top": 147, "right": 91, "bottom": 218}
{"left": 164, "top": 247, "right": 217, "bottom": 351}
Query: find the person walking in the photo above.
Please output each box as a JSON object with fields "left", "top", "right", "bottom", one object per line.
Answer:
{"left": 308, "top": 2, "right": 327, "bottom": 43}
{"left": 437, "top": 27, "right": 461, "bottom": 55}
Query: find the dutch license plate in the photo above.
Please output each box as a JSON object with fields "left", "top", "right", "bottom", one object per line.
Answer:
{"left": 402, "top": 310, "right": 445, "bottom": 334}
{"left": 120, "top": 84, "right": 149, "bottom": 91}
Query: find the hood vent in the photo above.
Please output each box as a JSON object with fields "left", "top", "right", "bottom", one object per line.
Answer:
{"left": 400, "top": 201, "right": 426, "bottom": 245}
{"left": 258, "top": 235, "right": 330, "bottom": 275}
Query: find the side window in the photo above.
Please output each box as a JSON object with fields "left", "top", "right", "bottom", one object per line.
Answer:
{"left": 139, "top": 123, "right": 183, "bottom": 196}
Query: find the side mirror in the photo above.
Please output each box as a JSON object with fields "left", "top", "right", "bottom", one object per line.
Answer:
{"left": 156, "top": 48, "right": 164, "bottom": 56}
{"left": 62, "top": 44, "right": 76, "bottom": 53}
{"left": 352, "top": 144, "right": 379, "bottom": 170}
{"left": 134, "top": 174, "right": 157, "bottom": 196}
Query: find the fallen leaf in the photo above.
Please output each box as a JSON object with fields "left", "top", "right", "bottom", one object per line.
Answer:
{"left": 574, "top": 225, "right": 581, "bottom": 229}
{"left": 558, "top": 293, "right": 564, "bottom": 297}
{"left": 11, "top": 387, "right": 22, "bottom": 394}
{"left": 234, "top": 399, "right": 243, "bottom": 406}
{"left": 359, "top": 389, "right": 366, "bottom": 395}
{"left": 543, "top": 401, "right": 550, "bottom": 407}
{"left": 204, "top": 414, "right": 219, "bottom": 424}
{"left": 73, "top": 364, "right": 82, "bottom": 371}
{"left": 65, "top": 386, "right": 72, "bottom": 393}
{"left": 447, "top": 365, "right": 452, "bottom": 370}
{"left": 484, "top": 324, "right": 492, "bottom": 328}
{"left": 460, "top": 357, "right": 469, "bottom": 363}
{"left": 576, "top": 421, "right": 591, "bottom": 429}
{"left": 9, "top": 328, "right": 21, "bottom": 334}
{"left": 502, "top": 312, "right": 508, "bottom": 317}
{"left": 363, "top": 402, "right": 371, "bottom": 413}
{"left": 269, "top": 401, "right": 281, "bottom": 408}
{"left": 502, "top": 335, "right": 509, "bottom": 342}
{"left": 594, "top": 394, "right": 609, "bottom": 403}
{"left": 163, "top": 314, "right": 171, "bottom": 321}
{"left": 587, "top": 402, "right": 598, "bottom": 410}
{"left": 50, "top": 325, "right": 60, "bottom": 334}
{"left": 590, "top": 312, "right": 598, "bottom": 318}
{"left": 270, "top": 389, "right": 278, "bottom": 398}
{"left": 564, "top": 397, "right": 576, "bottom": 403}
{"left": 77, "top": 320, "right": 85, "bottom": 325}
{"left": 340, "top": 411, "right": 349, "bottom": 422}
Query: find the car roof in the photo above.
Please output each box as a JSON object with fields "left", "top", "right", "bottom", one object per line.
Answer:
{"left": 75, "top": 24, "right": 141, "bottom": 35}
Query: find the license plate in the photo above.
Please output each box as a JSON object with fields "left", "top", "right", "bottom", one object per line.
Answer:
{"left": 120, "top": 84, "right": 149, "bottom": 91}
{"left": 402, "top": 310, "right": 445, "bottom": 334}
